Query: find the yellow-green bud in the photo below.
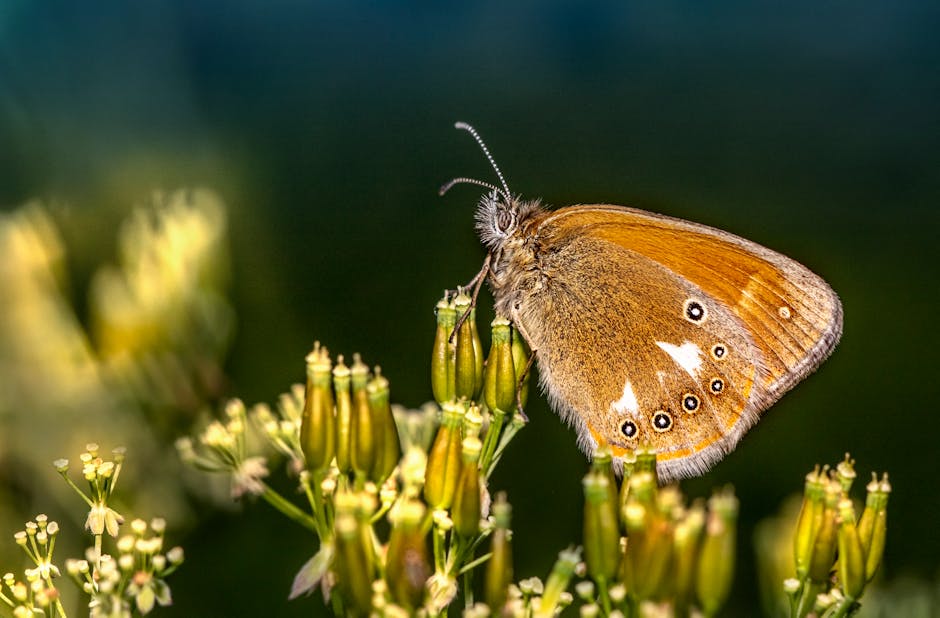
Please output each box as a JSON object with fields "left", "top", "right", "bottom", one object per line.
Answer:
{"left": 535, "top": 547, "right": 581, "bottom": 618}
{"left": 431, "top": 298, "right": 457, "bottom": 405}
{"left": 858, "top": 473, "right": 890, "bottom": 582}
{"left": 424, "top": 402, "right": 464, "bottom": 509}
{"left": 484, "top": 317, "right": 516, "bottom": 413}
{"left": 835, "top": 453, "right": 857, "bottom": 494}
{"left": 793, "top": 465, "right": 827, "bottom": 580}
{"left": 333, "top": 502, "right": 374, "bottom": 615}
{"left": 300, "top": 344, "right": 335, "bottom": 472}
{"left": 349, "top": 355, "right": 375, "bottom": 478}
{"left": 511, "top": 327, "right": 530, "bottom": 411}
{"left": 386, "top": 500, "right": 431, "bottom": 610}
{"left": 485, "top": 494, "right": 513, "bottom": 612}
{"left": 582, "top": 473, "right": 621, "bottom": 582}
{"left": 634, "top": 448, "right": 658, "bottom": 486}
{"left": 454, "top": 293, "right": 482, "bottom": 400}
{"left": 333, "top": 357, "right": 353, "bottom": 474}
{"left": 591, "top": 444, "right": 620, "bottom": 513}
{"left": 808, "top": 480, "right": 841, "bottom": 584}
{"left": 836, "top": 499, "right": 865, "bottom": 600}
{"left": 673, "top": 503, "right": 705, "bottom": 612}
{"left": 452, "top": 437, "right": 483, "bottom": 538}
{"left": 367, "top": 369, "right": 400, "bottom": 484}
{"left": 695, "top": 488, "right": 738, "bottom": 616}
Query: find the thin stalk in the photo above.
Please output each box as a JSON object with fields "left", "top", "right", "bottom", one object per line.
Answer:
{"left": 259, "top": 483, "right": 318, "bottom": 533}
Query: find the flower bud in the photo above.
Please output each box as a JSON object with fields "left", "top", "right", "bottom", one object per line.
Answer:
{"left": 672, "top": 503, "right": 705, "bottom": 613}
{"left": 591, "top": 444, "right": 620, "bottom": 512}
{"left": 793, "top": 466, "right": 826, "bottom": 580}
{"left": 484, "top": 318, "right": 516, "bottom": 414}
{"left": 334, "top": 507, "right": 375, "bottom": 615}
{"left": 452, "top": 437, "right": 483, "bottom": 538}
{"left": 386, "top": 500, "right": 431, "bottom": 610}
{"left": 349, "top": 355, "right": 375, "bottom": 478}
{"left": 367, "top": 368, "right": 401, "bottom": 484}
{"left": 835, "top": 453, "right": 857, "bottom": 494}
{"left": 431, "top": 298, "right": 457, "bottom": 405}
{"left": 511, "top": 327, "right": 530, "bottom": 411}
{"left": 424, "top": 402, "right": 464, "bottom": 509}
{"left": 300, "top": 344, "right": 335, "bottom": 472}
{"left": 807, "top": 480, "right": 841, "bottom": 584}
{"left": 485, "top": 494, "right": 513, "bottom": 612}
{"left": 582, "top": 472, "right": 621, "bottom": 582}
{"left": 454, "top": 293, "right": 483, "bottom": 400}
{"left": 634, "top": 448, "right": 658, "bottom": 486}
{"left": 695, "top": 488, "right": 738, "bottom": 615}
{"left": 857, "top": 473, "right": 890, "bottom": 582}
{"left": 836, "top": 499, "right": 865, "bottom": 600}
{"left": 535, "top": 547, "right": 581, "bottom": 618}
{"left": 333, "top": 356, "right": 353, "bottom": 473}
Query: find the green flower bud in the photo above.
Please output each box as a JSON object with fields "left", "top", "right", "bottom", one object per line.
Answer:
{"left": 386, "top": 500, "right": 431, "bottom": 610}
{"left": 591, "top": 444, "right": 620, "bottom": 513}
{"left": 695, "top": 488, "right": 738, "bottom": 616}
{"left": 484, "top": 317, "right": 516, "bottom": 414}
{"left": 511, "top": 327, "right": 530, "bottom": 411}
{"left": 835, "top": 453, "right": 857, "bottom": 494}
{"left": 582, "top": 473, "right": 621, "bottom": 582}
{"left": 808, "top": 480, "right": 841, "bottom": 584}
{"left": 452, "top": 437, "right": 483, "bottom": 538}
{"left": 350, "top": 355, "right": 375, "bottom": 478}
{"left": 333, "top": 356, "right": 353, "bottom": 474}
{"left": 634, "top": 447, "right": 658, "bottom": 486}
{"left": 454, "top": 293, "right": 483, "bottom": 400}
{"left": 485, "top": 494, "right": 513, "bottom": 612}
{"left": 858, "top": 473, "right": 890, "bottom": 582}
{"left": 424, "top": 402, "right": 464, "bottom": 509}
{"left": 333, "top": 495, "right": 375, "bottom": 615}
{"left": 673, "top": 503, "right": 705, "bottom": 613}
{"left": 300, "top": 344, "right": 335, "bottom": 472}
{"left": 431, "top": 298, "right": 457, "bottom": 405}
{"left": 793, "top": 466, "right": 827, "bottom": 580}
{"left": 367, "top": 369, "right": 400, "bottom": 484}
{"left": 836, "top": 499, "right": 865, "bottom": 600}
{"left": 535, "top": 547, "right": 581, "bottom": 618}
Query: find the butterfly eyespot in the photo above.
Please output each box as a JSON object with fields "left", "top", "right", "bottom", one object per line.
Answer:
{"left": 711, "top": 344, "right": 727, "bottom": 360}
{"left": 652, "top": 411, "right": 673, "bottom": 432}
{"left": 620, "top": 420, "right": 638, "bottom": 438}
{"left": 710, "top": 378, "right": 725, "bottom": 394}
{"left": 682, "top": 393, "right": 700, "bottom": 413}
{"left": 683, "top": 299, "right": 707, "bottom": 323}
{"left": 778, "top": 306, "right": 792, "bottom": 320}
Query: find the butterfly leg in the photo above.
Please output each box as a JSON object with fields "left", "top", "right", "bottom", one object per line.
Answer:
{"left": 450, "top": 252, "right": 492, "bottom": 343}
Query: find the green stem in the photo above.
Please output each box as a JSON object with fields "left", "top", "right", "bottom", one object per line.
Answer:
{"left": 259, "top": 483, "right": 318, "bottom": 533}
{"left": 458, "top": 551, "right": 493, "bottom": 575}
{"left": 795, "top": 580, "right": 825, "bottom": 618}
{"left": 596, "top": 576, "right": 612, "bottom": 616}
{"left": 463, "top": 570, "right": 475, "bottom": 609}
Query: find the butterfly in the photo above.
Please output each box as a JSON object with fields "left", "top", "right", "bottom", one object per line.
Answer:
{"left": 441, "top": 122, "right": 843, "bottom": 483}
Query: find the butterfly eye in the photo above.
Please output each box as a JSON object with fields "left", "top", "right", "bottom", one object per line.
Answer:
{"left": 710, "top": 378, "right": 724, "bottom": 394}
{"left": 682, "top": 394, "right": 700, "bottom": 413}
{"left": 683, "top": 299, "right": 707, "bottom": 323}
{"left": 620, "top": 420, "right": 638, "bottom": 438}
{"left": 652, "top": 411, "right": 673, "bottom": 432}
{"left": 711, "top": 344, "right": 727, "bottom": 360}
{"left": 495, "top": 208, "right": 515, "bottom": 234}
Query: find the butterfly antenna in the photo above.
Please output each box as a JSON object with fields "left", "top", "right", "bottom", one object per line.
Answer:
{"left": 453, "top": 121, "right": 512, "bottom": 199}
{"left": 438, "top": 176, "right": 500, "bottom": 197}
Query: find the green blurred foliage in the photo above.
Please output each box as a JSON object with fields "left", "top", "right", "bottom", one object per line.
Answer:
{"left": 1, "top": 1, "right": 937, "bottom": 615}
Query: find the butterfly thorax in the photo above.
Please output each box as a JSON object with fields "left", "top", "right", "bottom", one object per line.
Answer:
{"left": 476, "top": 194, "right": 548, "bottom": 318}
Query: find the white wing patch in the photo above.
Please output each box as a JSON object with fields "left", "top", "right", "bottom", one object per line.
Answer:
{"left": 656, "top": 341, "right": 703, "bottom": 378}
{"left": 611, "top": 379, "right": 640, "bottom": 416}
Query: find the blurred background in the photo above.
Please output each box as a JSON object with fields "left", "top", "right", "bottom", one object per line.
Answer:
{"left": 1, "top": 1, "right": 937, "bottom": 615}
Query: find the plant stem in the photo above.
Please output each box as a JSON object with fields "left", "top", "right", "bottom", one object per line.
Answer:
{"left": 259, "top": 483, "right": 318, "bottom": 533}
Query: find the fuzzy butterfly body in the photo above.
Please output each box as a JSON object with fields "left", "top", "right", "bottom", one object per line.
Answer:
{"left": 447, "top": 123, "right": 842, "bottom": 483}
